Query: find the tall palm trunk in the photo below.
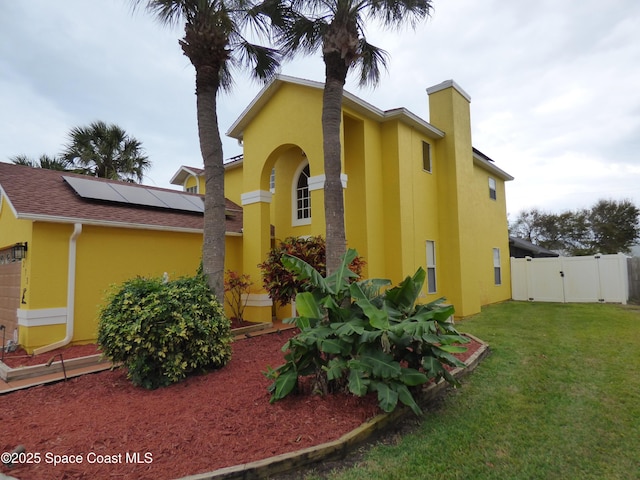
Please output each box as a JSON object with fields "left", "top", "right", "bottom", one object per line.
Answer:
{"left": 197, "top": 76, "right": 226, "bottom": 302}
{"left": 322, "top": 25, "right": 352, "bottom": 274}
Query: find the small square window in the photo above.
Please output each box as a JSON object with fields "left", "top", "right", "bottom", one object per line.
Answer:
{"left": 422, "top": 142, "right": 432, "bottom": 173}
{"left": 489, "top": 177, "right": 497, "bottom": 200}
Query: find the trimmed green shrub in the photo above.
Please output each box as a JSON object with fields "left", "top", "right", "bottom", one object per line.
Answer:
{"left": 265, "top": 249, "right": 468, "bottom": 415}
{"left": 98, "top": 274, "right": 232, "bottom": 389}
{"left": 259, "top": 235, "right": 365, "bottom": 306}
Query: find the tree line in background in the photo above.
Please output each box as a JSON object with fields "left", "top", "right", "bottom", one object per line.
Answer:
{"left": 11, "top": 121, "right": 150, "bottom": 183}
{"left": 510, "top": 199, "right": 640, "bottom": 256}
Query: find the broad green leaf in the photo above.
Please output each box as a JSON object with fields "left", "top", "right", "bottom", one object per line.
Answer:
{"left": 293, "top": 316, "right": 310, "bottom": 330}
{"left": 325, "top": 357, "right": 347, "bottom": 381}
{"left": 359, "top": 329, "right": 383, "bottom": 344}
{"left": 432, "top": 347, "right": 466, "bottom": 367}
{"left": 360, "top": 350, "right": 401, "bottom": 378}
{"left": 320, "top": 338, "right": 345, "bottom": 354}
{"left": 400, "top": 368, "right": 429, "bottom": 386}
{"left": 439, "top": 334, "right": 470, "bottom": 345}
{"left": 282, "top": 254, "right": 329, "bottom": 293}
{"left": 384, "top": 267, "right": 426, "bottom": 313}
{"left": 422, "top": 356, "right": 445, "bottom": 377}
{"left": 333, "top": 319, "right": 366, "bottom": 336}
{"left": 438, "top": 344, "right": 468, "bottom": 354}
{"left": 420, "top": 333, "right": 442, "bottom": 344}
{"left": 355, "top": 278, "right": 392, "bottom": 299}
{"left": 269, "top": 370, "right": 297, "bottom": 402}
{"left": 348, "top": 369, "right": 369, "bottom": 396}
{"left": 396, "top": 383, "right": 423, "bottom": 416}
{"left": 373, "top": 381, "right": 399, "bottom": 412}
{"left": 326, "top": 248, "right": 359, "bottom": 293}
{"left": 411, "top": 309, "right": 436, "bottom": 323}
{"left": 350, "top": 282, "right": 390, "bottom": 330}
{"left": 295, "top": 292, "right": 323, "bottom": 319}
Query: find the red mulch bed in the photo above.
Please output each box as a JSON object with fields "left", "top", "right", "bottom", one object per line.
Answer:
{"left": 1, "top": 331, "right": 482, "bottom": 480}
{"left": 2, "top": 344, "right": 101, "bottom": 369}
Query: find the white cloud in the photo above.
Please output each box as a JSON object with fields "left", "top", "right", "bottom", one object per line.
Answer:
{"left": 1, "top": 0, "right": 639, "bottom": 217}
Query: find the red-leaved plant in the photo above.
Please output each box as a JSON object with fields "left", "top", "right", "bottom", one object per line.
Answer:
{"left": 259, "top": 236, "right": 365, "bottom": 306}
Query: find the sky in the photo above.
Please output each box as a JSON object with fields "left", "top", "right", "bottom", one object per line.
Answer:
{"left": 1, "top": 0, "right": 639, "bottom": 220}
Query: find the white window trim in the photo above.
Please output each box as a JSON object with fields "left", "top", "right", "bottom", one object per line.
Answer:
{"left": 489, "top": 177, "right": 497, "bottom": 200}
{"left": 292, "top": 160, "right": 311, "bottom": 226}
{"left": 269, "top": 168, "right": 276, "bottom": 194}
{"left": 422, "top": 141, "right": 432, "bottom": 173}
{"left": 426, "top": 240, "right": 437, "bottom": 294}
{"left": 493, "top": 247, "right": 502, "bottom": 285}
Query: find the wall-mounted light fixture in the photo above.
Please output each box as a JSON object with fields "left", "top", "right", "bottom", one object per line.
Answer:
{"left": 11, "top": 242, "right": 27, "bottom": 261}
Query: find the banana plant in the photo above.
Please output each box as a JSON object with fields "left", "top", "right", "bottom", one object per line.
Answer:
{"left": 266, "top": 249, "right": 469, "bottom": 415}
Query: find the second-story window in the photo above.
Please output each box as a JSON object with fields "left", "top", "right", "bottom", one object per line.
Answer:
{"left": 489, "top": 177, "right": 497, "bottom": 200}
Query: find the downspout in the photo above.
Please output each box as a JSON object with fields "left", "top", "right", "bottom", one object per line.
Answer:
{"left": 33, "top": 223, "right": 82, "bottom": 355}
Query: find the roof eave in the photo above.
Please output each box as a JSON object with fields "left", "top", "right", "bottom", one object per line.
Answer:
{"left": 382, "top": 108, "right": 445, "bottom": 139}
{"left": 226, "top": 75, "right": 445, "bottom": 141}
{"left": 473, "top": 152, "right": 514, "bottom": 181}
{"left": 169, "top": 166, "right": 203, "bottom": 186}
{"left": 13, "top": 212, "right": 225, "bottom": 234}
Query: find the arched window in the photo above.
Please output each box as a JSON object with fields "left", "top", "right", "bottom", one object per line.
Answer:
{"left": 293, "top": 162, "right": 311, "bottom": 225}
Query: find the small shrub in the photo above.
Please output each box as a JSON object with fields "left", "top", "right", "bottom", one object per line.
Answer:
{"left": 265, "top": 249, "right": 468, "bottom": 415}
{"left": 224, "top": 270, "right": 253, "bottom": 321}
{"left": 98, "top": 273, "right": 232, "bottom": 389}
{"left": 259, "top": 235, "right": 365, "bottom": 306}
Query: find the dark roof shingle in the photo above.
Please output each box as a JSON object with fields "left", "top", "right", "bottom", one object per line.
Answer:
{"left": 0, "top": 162, "right": 242, "bottom": 234}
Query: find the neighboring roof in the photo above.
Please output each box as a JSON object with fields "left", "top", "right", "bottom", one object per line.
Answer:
{"left": 226, "top": 74, "right": 446, "bottom": 142}
{"left": 509, "top": 236, "right": 559, "bottom": 258}
{"left": 169, "top": 166, "right": 204, "bottom": 187}
{"left": 170, "top": 155, "right": 245, "bottom": 187}
{"left": 0, "top": 162, "right": 243, "bottom": 234}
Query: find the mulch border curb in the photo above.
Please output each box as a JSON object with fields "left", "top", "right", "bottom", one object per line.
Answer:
{"left": 178, "top": 333, "right": 490, "bottom": 480}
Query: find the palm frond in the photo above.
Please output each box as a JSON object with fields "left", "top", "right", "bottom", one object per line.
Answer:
{"left": 355, "top": 39, "right": 388, "bottom": 86}
{"left": 366, "top": 0, "right": 433, "bottom": 29}
{"left": 276, "top": 13, "right": 327, "bottom": 57}
{"left": 235, "top": 40, "right": 282, "bottom": 80}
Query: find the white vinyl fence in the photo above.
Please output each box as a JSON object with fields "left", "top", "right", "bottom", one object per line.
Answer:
{"left": 511, "top": 253, "right": 629, "bottom": 304}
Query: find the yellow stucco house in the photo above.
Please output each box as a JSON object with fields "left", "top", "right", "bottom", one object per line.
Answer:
{"left": 171, "top": 75, "right": 514, "bottom": 323}
{"left": 1, "top": 74, "right": 512, "bottom": 354}
{"left": 0, "top": 163, "right": 244, "bottom": 354}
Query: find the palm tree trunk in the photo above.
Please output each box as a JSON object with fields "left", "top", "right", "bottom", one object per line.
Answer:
{"left": 197, "top": 81, "right": 226, "bottom": 302}
{"left": 322, "top": 58, "right": 348, "bottom": 274}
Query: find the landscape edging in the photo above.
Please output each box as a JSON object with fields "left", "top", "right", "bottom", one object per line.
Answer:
{"left": 178, "top": 334, "right": 490, "bottom": 480}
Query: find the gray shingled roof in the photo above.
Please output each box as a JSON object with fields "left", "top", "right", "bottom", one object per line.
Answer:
{"left": 0, "top": 162, "right": 243, "bottom": 234}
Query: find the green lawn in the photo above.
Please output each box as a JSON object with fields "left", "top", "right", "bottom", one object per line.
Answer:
{"left": 310, "top": 302, "right": 640, "bottom": 480}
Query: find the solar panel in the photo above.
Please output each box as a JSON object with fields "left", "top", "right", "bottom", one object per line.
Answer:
{"left": 181, "top": 194, "right": 205, "bottom": 212}
{"left": 110, "top": 182, "right": 167, "bottom": 208}
{"left": 63, "top": 175, "right": 127, "bottom": 203}
{"left": 148, "top": 189, "right": 204, "bottom": 213}
{"left": 63, "top": 175, "right": 204, "bottom": 214}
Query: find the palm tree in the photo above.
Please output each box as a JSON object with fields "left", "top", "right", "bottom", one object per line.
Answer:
{"left": 132, "top": 0, "right": 282, "bottom": 301}
{"left": 275, "top": 0, "right": 433, "bottom": 273}
{"left": 10, "top": 154, "right": 72, "bottom": 171}
{"left": 62, "top": 121, "right": 150, "bottom": 183}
